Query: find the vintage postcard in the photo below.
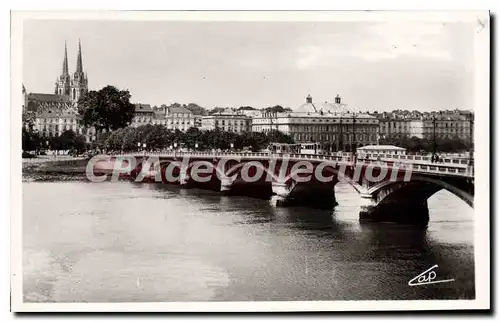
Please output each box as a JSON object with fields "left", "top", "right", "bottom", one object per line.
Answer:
{"left": 10, "top": 10, "right": 490, "bottom": 312}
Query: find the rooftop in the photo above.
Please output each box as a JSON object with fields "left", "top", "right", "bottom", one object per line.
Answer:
{"left": 28, "top": 93, "right": 71, "bottom": 103}
{"left": 168, "top": 105, "right": 192, "bottom": 114}
{"left": 295, "top": 95, "right": 318, "bottom": 113}
{"left": 36, "top": 107, "right": 80, "bottom": 119}
{"left": 134, "top": 103, "right": 153, "bottom": 113}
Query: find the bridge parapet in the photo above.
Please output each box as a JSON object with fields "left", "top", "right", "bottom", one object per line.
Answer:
{"left": 112, "top": 151, "right": 473, "bottom": 178}
{"left": 357, "top": 153, "right": 471, "bottom": 167}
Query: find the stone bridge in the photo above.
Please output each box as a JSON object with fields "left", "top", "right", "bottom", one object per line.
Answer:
{"left": 92, "top": 151, "right": 474, "bottom": 226}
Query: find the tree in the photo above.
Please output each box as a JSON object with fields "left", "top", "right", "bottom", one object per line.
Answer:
{"left": 183, "top": 127, "right": 202, "bottom": 149}
{"left": 263, "top": 105, "right": 292, "bottom": 113}
{"left": 22, "top": 113, "right": 36, "bottom": 132}
{"left": 104, "top": 129, "right": 121, "bottom": 151}
{"left": 121, "top": 127, "right": 139, "bottom": 152}
{"left": 77, "top": 85, "right": 135, "bottom": 132}
{"left": 267, "top": 130, "right": 294, "bottom": 144}
{"left": 22, "top": 128, "right": 41, "bottom": 152}
{"left": 209, "top": 107, "right": 226, "bottom": 115}
{"left": 146, "top": 125, "right": 171, "bottom": 150}
{"left": 185, "top": 103, "right": 207, "bottom": 116}
{"left": 49, "top": 130, "right": 87, "bottom": 153}
{"left": 73, "top": 135, "right": 86, "bottom": 153}
{"left": 95, "top": 131, "right": 111, "bottom": 150}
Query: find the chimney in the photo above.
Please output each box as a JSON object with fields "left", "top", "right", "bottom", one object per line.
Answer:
{"left": 335, "top": 94, "right": 341, "bottom": 104}
{"left": 306, "top": 94, "right": 312, "bottom": 104}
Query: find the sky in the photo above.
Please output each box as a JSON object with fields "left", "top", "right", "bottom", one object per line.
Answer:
{"left": 23, "top": 19, "right": 476, "bottom": 112}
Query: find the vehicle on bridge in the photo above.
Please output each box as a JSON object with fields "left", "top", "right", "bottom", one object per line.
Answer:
{"left": 356, "top": 145, "right": 407, "bottom": 156}
{"left": 299, "top": 142, "right": 325, "bottom": 155}
{"left": 267, "top": 142, "right": 326, "bottom": 155}
{"left": 267, "top": 143, "right": 301, "bottom": 154}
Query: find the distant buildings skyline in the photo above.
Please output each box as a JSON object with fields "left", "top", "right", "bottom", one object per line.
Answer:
{"left": 23, "top": 19, "right": 476, "bottom": 112}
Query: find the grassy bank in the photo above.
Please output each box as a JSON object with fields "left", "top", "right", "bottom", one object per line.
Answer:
{"left": 22, "top": 157, "right": 90, "bottom": 182}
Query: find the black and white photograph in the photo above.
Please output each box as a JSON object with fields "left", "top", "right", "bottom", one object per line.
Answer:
{"left": 10, "top": 10, "right": 490, "bottom": 312}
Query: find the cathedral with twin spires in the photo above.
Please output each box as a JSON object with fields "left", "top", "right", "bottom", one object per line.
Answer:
{"left": 54, "top": 40, "right": 88, "bottom": 102}
{"left": 23, "top": 40, "right": 96, "bottom": 142}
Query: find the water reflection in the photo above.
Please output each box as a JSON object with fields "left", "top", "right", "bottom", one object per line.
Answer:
{"left": 23, "top": 181, "right": 475, "bottom": 302}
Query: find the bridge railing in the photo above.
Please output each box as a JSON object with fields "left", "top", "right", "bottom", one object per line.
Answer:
{"left": 112, "top": 151, "right": 356, "bottom": 163}
{"left": 409, "top": 163, "right": 474, "bottom": 177}
{"left": 114, "top": 151, "right": 468, "bottom": 164}
{"left": 110, "top": 151, "right": 473, "bottom": 177}
{"left": 371, "top": 160, "right": 474, "bottom": 177}
{"left": 357, "top": 153, "right": 470, "bottom": 167}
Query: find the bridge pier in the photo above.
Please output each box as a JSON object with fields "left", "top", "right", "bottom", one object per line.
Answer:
{"left": 179, "top": 167, "right": 191, "bottom": 187}
{"left": 271, "top": 181, "right": 291, "bottom": 207}
{"left": 220, "top": 176, "right": 235, "bottom": 194}
{"left": 359, "top": 193, "right": 377, "bottom": 219}
{"left": 271, "top": 180, "right": 338, "bottom": 209}
{"left": 359, "top": 193, "right": 429, "bottom": 226}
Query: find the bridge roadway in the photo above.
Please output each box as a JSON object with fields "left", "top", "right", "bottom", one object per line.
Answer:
{"left": 106, "top": 151, "right": 474, "bottom": 226}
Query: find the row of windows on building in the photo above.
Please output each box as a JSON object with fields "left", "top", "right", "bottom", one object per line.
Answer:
{"left": 170, "top": 113, "right": 192, "bottom": 118}
{"left": 214, "top": 120, "right": 249, "bottom": 126}
{"left": 253, "top": 118, "right": 378, "bottom": 124}
{"left": 289, "top": 125, "right": 377, "bottom": 133}
{"left": 424, "top": 128, "right": 471, "bottom": 134}
{"left": 216, "top": 126, "right": 249, "bottom": 132}
{"left": 37, "top": 118, "right": 79, "bottom": 124}
{"left": 291, "top": 133, "right": 378, "bottom": 142}
{"left": 252, "top": 125, "right": 378, "bottom": 133}
{"left": 380, "top": 121, "right": 471, "bottom": 128}
{"left": 39, "top": 124, "right": 79, "bottom": 131}
{"left": 133, "top": 119, "right": 195, "bottom": 125}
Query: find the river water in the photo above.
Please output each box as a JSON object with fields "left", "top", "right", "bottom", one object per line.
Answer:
{"left": 22, "top": 180, "right": 475, "bottom": 302}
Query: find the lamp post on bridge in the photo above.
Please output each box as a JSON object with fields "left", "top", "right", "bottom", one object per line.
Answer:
{"left": 432, "top": 114, "right": 437, "bottom": 162}
{"left": 467, "top": 113, "right": 474, "bottom": 168}
{"left": 334, "top": 94, "right": 347, "bottom": 153}
{"left": 388, "top": 118, "right": 392, "bottom": 142}
{"left": 338, "top": 111, "right": 343, "bottom": 152}
{"left": 351, "top": 113, "right": 357, "bottom": 154}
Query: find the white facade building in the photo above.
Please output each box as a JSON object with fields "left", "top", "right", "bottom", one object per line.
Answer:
{"left": 252, "top": 95, "right": 379, "bottom": 151}
{"left": 201, "top": 109, "right": 251, "bottom": 133}
{"left": 131, "top": 104, "right": 195, "bottom": 132}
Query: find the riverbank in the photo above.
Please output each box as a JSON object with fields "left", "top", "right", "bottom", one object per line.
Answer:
{"left": 22, "top": 157, "right": 89, "bottom": 182}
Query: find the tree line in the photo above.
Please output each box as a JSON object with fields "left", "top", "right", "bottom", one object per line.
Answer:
{"left": 95, "top": 125, "right": 294, "bottom": 153}
{"left": 22, "top": 128, "right": 87, "bottom": 154}
{"left": 23, "top": 85, "right": 473, "bottom": 158}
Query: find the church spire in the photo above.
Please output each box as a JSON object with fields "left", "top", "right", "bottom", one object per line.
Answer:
{"left": 75, "top": 39, "right": 83, "bottom": 74}
{"left": 70, "top": 38, "right": 88, "bottom": 103}
{"left": 62, "top": 41, "right": 69, "bottom": 76}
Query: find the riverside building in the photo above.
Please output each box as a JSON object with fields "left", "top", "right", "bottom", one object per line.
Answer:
{"left": 251, "top": 94, "right": 379, "bottom": 152}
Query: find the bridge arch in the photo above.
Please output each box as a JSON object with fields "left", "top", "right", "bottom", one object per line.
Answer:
{"left": 225, "top": 161, "right": 279, "bottom": 182}
{"left": 367, "top": 175, "right": 474, "bottom": 208}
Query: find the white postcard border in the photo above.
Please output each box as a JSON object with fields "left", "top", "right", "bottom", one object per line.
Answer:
{"left": 10, "top": 10, "right": 491, "bottom": 312}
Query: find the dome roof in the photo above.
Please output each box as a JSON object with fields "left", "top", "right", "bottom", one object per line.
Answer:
{"left": 296, "top": 94, "right": 318, "bottom": 113}
{"left": 318, "top": 101, "right": 352, "bottom": 115}
{"left": 296, "top": 102, "right": 317, "bottom": 113}
{"left": 320, "top": 102, "right": 339, "bottom": 113}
